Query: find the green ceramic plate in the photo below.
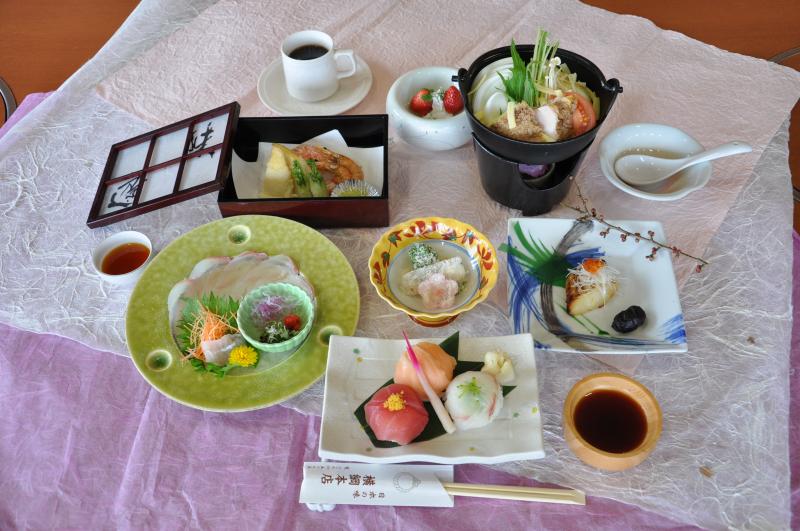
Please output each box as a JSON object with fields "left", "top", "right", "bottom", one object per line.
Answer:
{"left": 126, "top": 215, "right": 359, "bottom": 412}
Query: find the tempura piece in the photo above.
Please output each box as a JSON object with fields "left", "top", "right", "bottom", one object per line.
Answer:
{"left": 261, "top": 146, "right": 293, "bottom": 197}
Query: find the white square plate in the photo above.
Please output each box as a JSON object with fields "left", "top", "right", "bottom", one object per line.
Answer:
{"left": 319, "top": 334, "right": 545, "bottom": 464}
{"left": 505, "top": 218, "right": 687, "bottom": 354}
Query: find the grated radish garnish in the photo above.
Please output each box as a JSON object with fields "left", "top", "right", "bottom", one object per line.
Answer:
{"left": 567, "top": 259, "right": 619, "bottom": 295}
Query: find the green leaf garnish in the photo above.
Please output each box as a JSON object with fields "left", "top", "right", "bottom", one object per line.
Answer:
{"left": 175, "top": 292, "right": 239, "bottom": 354}
{"left": 259, "top": 320, "right": 298, "bottom": 343}
{"left": 498, "top": 39, "right": 530, "bottom": 105}
{"left": 457, "top": 376, "right": 483, "bottom": 399}
{"left": 189, "top": 357, "right": 235, "bottom": 378}
{"left": 499, "top": 30, "right": 560, "bottom": 108}
{"left": 408, "top": 243, "right": 438, "bottom": 270}
{"left": 176, "top": 292, "right": 241, "bottom": 379}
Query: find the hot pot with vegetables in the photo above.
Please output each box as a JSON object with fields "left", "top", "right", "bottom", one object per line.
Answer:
{"left": 456, "top": 30, "right": 623, "bottom": 164}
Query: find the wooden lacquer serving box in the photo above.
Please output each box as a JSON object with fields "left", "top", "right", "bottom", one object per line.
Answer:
{"left": 218, "top": 115, "right": 388, "bottom": 228}
{"left": 87, "top": 102, "right": 389, "bottom": 229}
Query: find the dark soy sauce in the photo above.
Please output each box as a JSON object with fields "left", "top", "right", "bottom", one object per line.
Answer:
{"left": 289, "top": 45, "right": 328, "bottom": 60}
{"left": 101, "top": 243, "right": 150, "bottom": 275}
{"left": 574, "top": 390, "right": 647, "bottom": 453}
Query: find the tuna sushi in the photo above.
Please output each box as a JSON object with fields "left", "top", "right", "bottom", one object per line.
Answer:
{"left": 365, "top": 383, "right": 429, "bottom": 445}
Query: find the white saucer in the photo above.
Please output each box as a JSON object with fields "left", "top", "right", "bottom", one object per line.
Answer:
{"left": 258, "top": 56, "right": 372, "bottom": 116}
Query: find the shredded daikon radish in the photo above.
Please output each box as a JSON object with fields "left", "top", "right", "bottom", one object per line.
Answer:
{"left": 567, "top": 258, "right": 619, "bottom": 295}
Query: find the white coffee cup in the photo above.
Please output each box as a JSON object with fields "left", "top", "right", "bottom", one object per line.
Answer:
{"left": 281, "top": 30, "right": 357, "bottom": 102}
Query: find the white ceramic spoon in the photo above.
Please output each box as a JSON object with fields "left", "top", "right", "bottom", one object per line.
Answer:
{"left": 614, "top": 141, "right": 752, "bottom": 187}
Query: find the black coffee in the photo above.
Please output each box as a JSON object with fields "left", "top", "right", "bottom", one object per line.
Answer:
{"left": 289, "top": 45, "right": 328, "bottom": 60}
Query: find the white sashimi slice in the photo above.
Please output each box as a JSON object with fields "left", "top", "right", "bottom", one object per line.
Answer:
{"left": 167, "top": 279, "right": 194, "bottom": 326}
{"left": 228, "top": 251, "right": 269, "bottom": 265}
{"left": 259, "top": 254, "right": 299, "bottom": 273}
{"left": 189, "top": 256, "right": 231, "bottom": 279}
{"left": 184, "top": 255, "right": 312, "bottom": 301}
{"left": 168, "top": 252, "right": 315, "bottom": 338}
{"left": 229, "top": 257, "right": 313, "bottom": 299}
{"left": 200, "top": 333, "right": 244, "bottom": 365}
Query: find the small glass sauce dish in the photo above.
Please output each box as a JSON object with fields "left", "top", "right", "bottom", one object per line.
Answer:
{"left": 91, "top": 231, "right": 153, "bottom": 286}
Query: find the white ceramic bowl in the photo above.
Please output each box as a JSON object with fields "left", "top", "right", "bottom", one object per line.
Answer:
{"left": 386, "top": 66, "right": 470, "bottom": 151}
{"left": 599, "top": 123, "right": 711, "bottom": 201}
{"left": 91, "top": 231, "right": 153, "bottom": 286}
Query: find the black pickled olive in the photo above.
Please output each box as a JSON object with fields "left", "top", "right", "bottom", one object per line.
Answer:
{"left": 612, "top": 306, "right": 646, "bottom": 333}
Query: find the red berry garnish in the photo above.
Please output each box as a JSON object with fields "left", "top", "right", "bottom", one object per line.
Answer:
{"left": 283, "top": 314, "right": 302, "bottom": 331}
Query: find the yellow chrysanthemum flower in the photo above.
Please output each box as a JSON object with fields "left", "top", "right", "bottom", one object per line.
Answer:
{"left": 228, "top": 345, "right": 258, "bottom": 367}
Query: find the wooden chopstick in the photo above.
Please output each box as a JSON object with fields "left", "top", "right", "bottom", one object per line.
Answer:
{"left": 441, "top": 482, "right": 586, "bottom": 505}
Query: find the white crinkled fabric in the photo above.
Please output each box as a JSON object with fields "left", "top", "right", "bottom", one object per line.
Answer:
{"left": 0, "top": 0, "right": 796, "bottom": 528}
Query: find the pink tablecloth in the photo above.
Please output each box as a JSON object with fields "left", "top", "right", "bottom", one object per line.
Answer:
{"left": 0, "top": 95, "right": 796, "bottom": 530}
{"left": 0, "top": 92, "right": 52, "bottom": 141}
{"left": 0, "top": 322, "right": 701, "bottom": 530}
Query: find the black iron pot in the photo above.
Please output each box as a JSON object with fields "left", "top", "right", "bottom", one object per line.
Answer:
{"left": 457, "top": 45, "right": 622, "bottom": 165}
{"left": 473, "top": 133, "right": 587, "bottom": 216}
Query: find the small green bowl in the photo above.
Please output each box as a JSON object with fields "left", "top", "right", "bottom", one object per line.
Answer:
{"left": 237, "top": 283, "right": 315, "bottom": 360}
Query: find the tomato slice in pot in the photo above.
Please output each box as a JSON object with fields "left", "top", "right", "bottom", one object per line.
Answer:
{"left": 568, "top": 91, "right": 597, "bottom": 136}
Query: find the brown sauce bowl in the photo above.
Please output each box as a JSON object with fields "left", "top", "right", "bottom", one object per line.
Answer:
{"left": 562, "top": 373, "right": 662, "bottom": 471}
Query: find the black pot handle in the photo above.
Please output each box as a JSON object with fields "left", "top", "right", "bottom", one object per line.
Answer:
{"left": 453, "top": 68, "right": 469, "bottom": 84}
{"left": 602, "top": 78, "right": 623, "bottom": 93}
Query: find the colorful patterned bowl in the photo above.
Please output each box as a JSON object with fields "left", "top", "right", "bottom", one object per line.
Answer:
{"left": 368, "top": 217, "right": 498, "bottom": 327}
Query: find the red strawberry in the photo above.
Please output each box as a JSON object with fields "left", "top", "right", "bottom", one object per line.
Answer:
{"left": 443, "top": 86, "right": 463, "bottom": 114}
{"left": 409, "top": 89, "right": 433, "bottom": 117}
{"left": 283, "top": 314, "right": 302, "bottom": 331}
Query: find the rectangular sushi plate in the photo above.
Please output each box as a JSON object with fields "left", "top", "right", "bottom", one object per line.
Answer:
{"left": 319, "top": 333, "right": 545, "bottom": 465}
{"left": 505, "top": 218, "right": 688, "bottom": 355}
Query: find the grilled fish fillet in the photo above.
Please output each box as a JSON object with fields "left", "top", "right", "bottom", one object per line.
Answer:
{"left": 565, "top": 274, "right": 618, "bottom": 316}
